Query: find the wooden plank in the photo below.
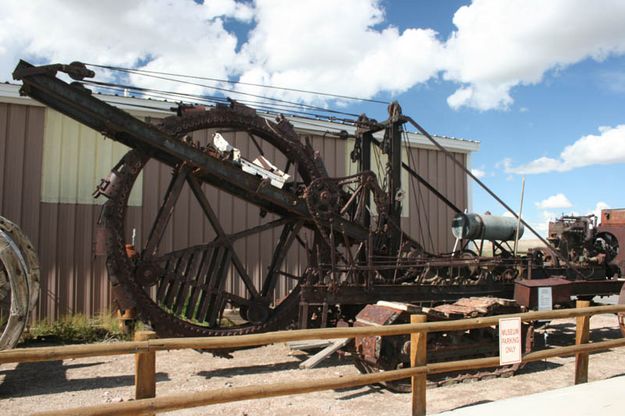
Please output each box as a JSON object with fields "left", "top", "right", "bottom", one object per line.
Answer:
{"left": 299, "top": 338, "right": 350, "bottom": 369}
{"left": 287, "top": 339, "right": 333, "bottom": 351}
{"left": 575, "top": 300, "right": 591, "bottom": 384}
{"left": 411, "top": 314, "right": 427, "bottom": 416}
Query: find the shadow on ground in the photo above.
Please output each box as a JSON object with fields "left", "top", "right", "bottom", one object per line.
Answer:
{"left": 0, "top": 360, "right": 169, "bottom": 397}
{"left": 197, "top": 354, "right": 348, "bottom": 379}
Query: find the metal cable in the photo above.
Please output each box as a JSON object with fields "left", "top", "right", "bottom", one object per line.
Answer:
{"left": 84, "top": 65, "right": 362, "bottom": 118}
{"left": 85, "top": 62, "right": 390, "bottom": 105}
{"left": 81, "top": 80, "right": 349, "bottom": 119}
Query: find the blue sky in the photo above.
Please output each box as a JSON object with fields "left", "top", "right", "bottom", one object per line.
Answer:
{"left": 1, "top": 0, "right": 624, "bottom": 236}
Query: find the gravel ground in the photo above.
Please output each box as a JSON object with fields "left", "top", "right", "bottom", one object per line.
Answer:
{"left": 1, "top": 313, "right": 624, "bottom": 415}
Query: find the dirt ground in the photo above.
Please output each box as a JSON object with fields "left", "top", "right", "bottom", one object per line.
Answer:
{"left": 1, "top": 313, "right": 624, "bottom": 415}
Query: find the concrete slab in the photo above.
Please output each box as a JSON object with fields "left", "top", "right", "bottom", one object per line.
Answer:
{"left": 433, "top": 375, "right": 625, "bottom": 416}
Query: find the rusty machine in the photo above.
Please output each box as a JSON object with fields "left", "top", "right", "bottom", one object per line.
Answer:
{"left": 12, "top": 61, "right": 625, "bottom": 385}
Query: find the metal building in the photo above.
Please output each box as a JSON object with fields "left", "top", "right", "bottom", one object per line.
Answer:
{"left": 0, "top": 83, "right": 479, "bottom": 320}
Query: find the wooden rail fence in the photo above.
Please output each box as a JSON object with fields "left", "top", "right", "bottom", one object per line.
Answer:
{"left": 0, "top": 302, "right": 623, "bottom": 416}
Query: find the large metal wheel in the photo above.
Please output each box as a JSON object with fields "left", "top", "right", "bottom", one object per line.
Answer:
{"left": 101, "top": 105, "right": 326, "bottom": 337}
{"left": 0, "top": 216, "right": 40, "bottom": 350}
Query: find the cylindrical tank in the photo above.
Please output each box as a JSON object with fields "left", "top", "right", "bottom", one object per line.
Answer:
{"left": 451, "top": 213, "right": 524, "bottom": 241}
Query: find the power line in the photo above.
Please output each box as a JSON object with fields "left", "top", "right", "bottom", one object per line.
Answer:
{"left": 85, "top": 63, "right": 389, "bottom": 105}
{"left": 84, "top": 65, "right": 363, "bottom": 119}
{"left": 81, "top": 80, "right": 361, "bottom": 122}
{"left": 81, "top": 80, "right": 364, "bottom": 124}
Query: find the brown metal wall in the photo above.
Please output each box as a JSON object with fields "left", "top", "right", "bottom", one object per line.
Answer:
{"left": 0, "top": 101, "right": 469, "bottom": 320}
{"left": 401, "top": 148, "right": 468, "bottom": 253}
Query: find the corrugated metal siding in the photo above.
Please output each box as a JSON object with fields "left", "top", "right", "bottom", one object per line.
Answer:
{"left": 41, "top": 110, "right": 142, "bottom": 206}
{"left": 400, "top": 148, "right": 467, "bottom": 253}
{"left": 1, "top": 100, "right": 470, "bottom": 320}
{"left": 0, "top": 103, "right": 43, "bottom": 245}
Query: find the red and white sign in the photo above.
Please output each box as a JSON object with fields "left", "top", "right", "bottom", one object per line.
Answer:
{"left": 499, "top": 317, "right": 522, "bottom": 365}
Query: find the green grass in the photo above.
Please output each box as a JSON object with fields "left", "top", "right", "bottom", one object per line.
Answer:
{"left": 20, "top": 312, "right": 137, "bottom": 346}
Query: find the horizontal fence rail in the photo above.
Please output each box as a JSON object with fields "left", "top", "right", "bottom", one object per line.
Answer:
{"left": 2, "top": 304, "right": 624, "bottom": 365}
{"left": 33, "top": 338, "right": 625, "bottom": 416}
{"left": 0, "top": 303, "right": 622, "bottom": 416}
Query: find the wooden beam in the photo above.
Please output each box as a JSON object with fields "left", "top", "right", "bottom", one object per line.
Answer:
{"left": 299, "top": 338, "right": 350, "bottom": 369}
{"left": 410, "top": 314, "right": 427, "bottom": 416}
{"left": 33, "top": 337, "right": 625, "bottom": 416}
{"left": 134, "top": 331, "right": 157, "bottom": 402}
{"left": 575, "top": 300, "right": 591, "bottom": 384}
{"left": 287, "top": 340, "right": 333, "bottom": 351}
{"left": 4, "top": 304, "right": 625, "bottom": 365}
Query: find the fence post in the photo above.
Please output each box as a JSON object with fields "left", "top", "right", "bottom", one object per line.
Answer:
{"left": 411, "top": 314, "right": 427, "bottom": 416}
{"left": 574, "top": 300, "right": 590, "bottom": 384}
{"left": 135, "top": 330, "right": 157, "bottom": 402}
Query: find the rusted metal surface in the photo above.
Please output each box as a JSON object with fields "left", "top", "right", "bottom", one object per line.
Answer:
{"left": 513, "top": 277, "right": 572, "bottom": 309}
{"left": 599, "top": 208, "right": 625, "bottom": 274}
{"left": 11, "top": 61, "right": 624, "bottom": 358}
{"left": 353, "top": 299, "right": 529, "bottom": 391}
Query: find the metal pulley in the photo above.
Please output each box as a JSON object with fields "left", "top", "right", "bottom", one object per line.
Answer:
{"left": 452, "top": 212, "right": 524, "bottom": 241}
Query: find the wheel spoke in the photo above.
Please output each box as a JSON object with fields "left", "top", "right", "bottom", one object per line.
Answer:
{"left": 187, "top": 175, "right": 260, "bottom": 299}
{"left": 198, "top": 247, "right": 232, "bottom": 327}
{"left": 173, "top": 249, "right": 206, "bottom": 315}
{"left": 247, "top": 132, "right": 265, "bottom": 156}
{"left": 227, "top": 217, "right": 293, "bottom": 243}
{"left": 262, "top": 221, "right": 303, "bottom": 297}
{"left": 144, "top": 164, "right": 191, "bottom": 258}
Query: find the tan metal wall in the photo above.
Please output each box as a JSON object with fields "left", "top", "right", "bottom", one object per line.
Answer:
{"left": 0, "top": 102, "right": 469, "bottom": 321}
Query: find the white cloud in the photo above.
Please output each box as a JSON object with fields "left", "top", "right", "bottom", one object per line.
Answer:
{"left": 504, "top": 124, "right": 625, "bottom": 174}
{"left": 0, "top": 0, "right": 253, "bottom": 96}
{"left": 441, "top": 0, "right": 625, "bottom": 110}
{"left": 592, "top": 201, "right": 610, "bottom": 219}
{"left": 234, "top": 0, "right": 443, "bottom": 105}
{"left": 470, "top": 167, "right": 486, "bottom": 179}
{"left": 530, "top": 210, "right": 557, "bottom": 237}
{"left": 535, "top": 193, "right": 573, "bottom": 209}
{"left": 3, "top": 0, "right": 625, "bottom": 110}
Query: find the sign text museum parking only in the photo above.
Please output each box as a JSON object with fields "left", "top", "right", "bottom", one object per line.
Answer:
{"left": 499, "top": 317, "right": 522, "bottom": 365}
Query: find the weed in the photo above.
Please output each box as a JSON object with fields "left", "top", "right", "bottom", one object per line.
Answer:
{"left": 20, "top": 312, "right": 133, "bottom": 345}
